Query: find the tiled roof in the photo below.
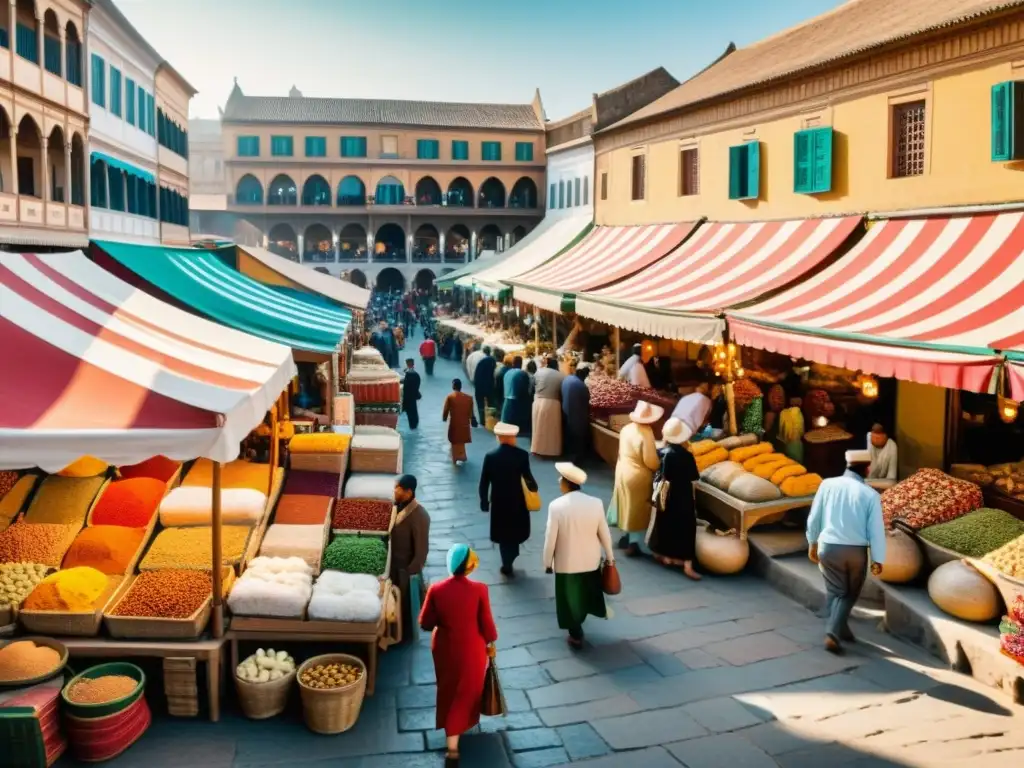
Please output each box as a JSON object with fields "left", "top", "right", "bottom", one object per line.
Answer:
{"left": 222, "top": 85, "right": 543, "bottom": 131}
{"left": 609, "top": 0, "right": 1024, "bottom": 131}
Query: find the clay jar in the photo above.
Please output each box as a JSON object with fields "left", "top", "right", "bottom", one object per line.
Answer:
{"left": 875, "top": 529, "right": 923, "bottom": 584}
{"left": 695, "top": 522, "right": 749, "bottom": 575}
{"left": 927, "top": 560, "right": 1003, "bottom": 622}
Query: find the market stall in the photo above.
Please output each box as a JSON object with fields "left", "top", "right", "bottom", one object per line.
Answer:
{"left": 234, "top": 244, "right": 371, "bottom": 313}
{"left": 438, "top": 317, "right": 527, "bottom": 354}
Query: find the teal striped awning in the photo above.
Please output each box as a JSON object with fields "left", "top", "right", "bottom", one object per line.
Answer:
{"left": 90, "top": 151, "right": 156, "bottom": 184}
{"left": 94, "top": 241, "right": 350, "bottom": 354}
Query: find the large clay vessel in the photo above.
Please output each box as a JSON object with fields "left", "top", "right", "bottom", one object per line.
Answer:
{"left": 695, "top": 522, "right": 749, "bottom": 575}
{"left": 927, "top": 560, "right": 1002, "bottom": 622}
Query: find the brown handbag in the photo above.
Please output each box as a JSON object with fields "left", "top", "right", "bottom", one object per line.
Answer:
{"left": 480, "top": 659, "right": 507, "bottom": 717}
{"left": 601, "top": 560, "right": 622, "bottom": 595}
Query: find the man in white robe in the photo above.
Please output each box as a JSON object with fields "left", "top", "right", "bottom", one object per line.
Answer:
{"left": 617, "top": 344, "right": 651, "bottom": 389}
{"left": 866, "top": 423, "right": 898, "bottom": 490}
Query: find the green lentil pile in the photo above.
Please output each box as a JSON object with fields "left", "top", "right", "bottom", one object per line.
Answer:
{"left": 918, "top": 508, "right": 1024, "bottom": 558}
{"left": 322, "top": 536, "right": 387, "bottom": 576}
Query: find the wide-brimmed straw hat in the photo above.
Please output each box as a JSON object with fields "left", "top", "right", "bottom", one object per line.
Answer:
{"left": 630, "top": 401, "right": 664, "bottom": 425}
{"left": 659, "top": 417, "right": 694, "bottom": 446}
{"left": 494, "top": 422, "right": 520, "bottom": 437}
{"left": 555, "top": 462, "right": 587, "bottom": 486}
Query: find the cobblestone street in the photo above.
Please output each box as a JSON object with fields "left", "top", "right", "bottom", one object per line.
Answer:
{"left": 80, "top": 341, "right": 1024, "bottom": 768}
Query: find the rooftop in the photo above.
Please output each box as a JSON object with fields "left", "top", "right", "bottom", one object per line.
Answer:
{"left": 222, "top": 83, "right": 544, "bottom": 131}
{"left": 607, "top": 0, "right": 1024, "bottom": 131}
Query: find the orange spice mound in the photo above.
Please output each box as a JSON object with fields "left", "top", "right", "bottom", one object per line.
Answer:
{"left": 0, "top": 640, "right": 62, "bottom": 681}
{"left": 63, "top": 526, "right": 147, "bottom": 575}
{"left": 66, "top": 674, "right": 137, "bottom": 704}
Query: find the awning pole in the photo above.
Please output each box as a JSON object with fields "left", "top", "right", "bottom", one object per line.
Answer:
{"left": 328, "top": 352, "right": 337, "bottom": 423}
{"left": 614, "top": 327, "right": 621, "bottom": 370}
{"left": 268, "top": 405, "right": 278, "bottom": 496}
{"left": 534, "top": 304, "right": 540, "bottom": 351}
{"left": 552, "top": 311, "right": 558, "bottom": 351}
{"left": 211, "top": 461, "right": 224, "bottom": 638}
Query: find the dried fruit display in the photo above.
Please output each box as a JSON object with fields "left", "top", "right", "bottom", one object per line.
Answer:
{"left": 731, "top": 379, "right": 763, "bottom": 413}
{"left": 587, "top": 378, "right": 675, "bottom": 415}
{"left": 332, "top": 499, "right": 393, "bottom": 532}
{"left": 300, "top": 661, "right": 362, "bottom": 689}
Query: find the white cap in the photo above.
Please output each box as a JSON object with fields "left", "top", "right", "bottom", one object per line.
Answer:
{"left": 494, "top": 422, "right": 520, "bottom": 437}
{"left": 845, "top": 449, "right": 872, "bottom": 465}
{"left": 555, "top": 462, "right": 587, "bottom": 486}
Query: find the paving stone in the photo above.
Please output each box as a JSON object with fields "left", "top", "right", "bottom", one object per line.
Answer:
{"left": 626, "top": 590, "right": 715, "bottom": 616}
{"left": 736, "top": 721, "right": 826, "bottom": 756}
{"left": 526, "top": 637, "right": 577, "bottom": 662}
{"left": 556, "top": 723, "right": 611, "bottom": 760}
{"left": 398, "top": 707, "right": 437, "bottom": 731}
{"left": 397, "top": 684, "right": 438, "bottom": 709}
{"left": 591, "top": 705, "right": 708, "bottom": 750}
{"left": 503, "top": 687, "right": 533, "bottom": 712}
{"left": 734, "top": 672, "right": 889, "bottom": 721}
{"left": 510, "top": 747, "right": 570, "bottom": 768}
{"left": 536, "top": 694, "right": 643, "bottom": 727}
{"left": 681, "top": 696, "right": 766, "bottom": 733}
{"left": 459, "top": 733, "right": 513, "bottom": 767}
{"left": 542, "top": 641, "right": 645, "bottom": 681}
{"left": 480, "top": 711, "right": 545, "bottom": 733}
{"left": 674, "top": 648, "right": 724, "bottom": 670}
{"left": 504, "top": 727, "right": 563, "bottom": 752}
{"left": 499, "top": 665, "right": 554, "bottom": 689}
{"left": 494, "top": 646, "right": 538, "bottom": 669}
{"left": 666, "top": 733, "right": 778, "bottom": 768}
{"left": 572, "top": 746, "right": 683, "bottom": 767}
{"left": 710, "top": 631, "right": 805, "bottom": 666}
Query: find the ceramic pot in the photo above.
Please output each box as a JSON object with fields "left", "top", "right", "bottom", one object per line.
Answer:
{"left": 876, "top": 529, "right": 923, "bottom": 584}
{"left": 695, "top": 522, "right": 749, "bottom": 575}
{"left": 927, "top": 560, "right": 1003, "bottom": 623}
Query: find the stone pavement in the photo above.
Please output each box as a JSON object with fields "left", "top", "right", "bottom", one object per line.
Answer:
{"left": 64, "top": 336, "right": 1023, "bottom": 768}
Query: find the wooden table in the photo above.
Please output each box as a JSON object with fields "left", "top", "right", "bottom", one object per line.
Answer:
{"left": 59, "top": 636, "right": 226, "bottom": 722}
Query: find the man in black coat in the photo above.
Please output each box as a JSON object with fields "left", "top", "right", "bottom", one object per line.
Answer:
{"left": 472, "top": 346, "right": 497, "bottom": 426}
{"left": 402, "top": 359, "right": 422, "bottom": 430}
{"left": 479, "top": 422, "right": 538, "bottom": 577}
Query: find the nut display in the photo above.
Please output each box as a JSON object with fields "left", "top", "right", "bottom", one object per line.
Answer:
{"left": 300, "top": 661, "right": 362, "bottom": 689}
{"left": 0, "top": 562, "right": 49, "bottom": 608}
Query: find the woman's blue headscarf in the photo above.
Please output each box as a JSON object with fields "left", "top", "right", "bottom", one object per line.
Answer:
{"left": 447, "top": 544, "right": 471, "bottom": 575}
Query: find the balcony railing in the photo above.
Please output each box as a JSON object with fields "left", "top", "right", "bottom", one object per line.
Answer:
{"left": 412, "top": 251, "right": 442, "bottom": 264}
{"left": 338, "top": 250, "right": 369, "bottom": 262}
{"left": 444, "top": 251, "right": 468, "bottom": 263}
{"left": 227, "top": 193, "right": 538, "bottom": 210}
{"left": 372, "top": 251, "right": 406, "bottom": 263}
{"left": 302, "top": 251, "right": 335, "bottom": 263}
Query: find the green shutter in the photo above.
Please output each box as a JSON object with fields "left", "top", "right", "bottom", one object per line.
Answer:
{"left": 451, "top": 140, "right": 468, "bottom": 160}
{"left": 794, "top": 131, "right": 813, "bottom": 193}
{"left": 728, "top": 145, "right": 744, "bottom": 199}
{"left": 417, "top": 139, "right": 439, "bottom": 159}
{"left": 811, "top": 128, "right": 833, "bottom": 193}
{"left": 515, "top": 142, "right": 533, "bottom": 161}
{"left": 991, "top": 81, "right": 1023, "bottom": 162}
{"left": 744, "top": 141, "right": 760, "bottom": 200}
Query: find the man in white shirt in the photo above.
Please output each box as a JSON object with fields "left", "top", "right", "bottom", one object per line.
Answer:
{"left": 543, "top": 463, "right": 615, "bottom": 649}
{"left": 464, "top": 343, "right": 484, "bottom": 383}
{"left": 866, "top": 423, "right": 898, "bottom": 490}
{"left": 617, "top": 343, "right": 652, "bottom": 389}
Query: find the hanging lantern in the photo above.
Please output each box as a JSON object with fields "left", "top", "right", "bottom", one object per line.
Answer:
{"left": 998, "top": 395, "right": 1019, "bottom": 424}
{"left": 857, "top": 374, "right": 879, "bottom": 399}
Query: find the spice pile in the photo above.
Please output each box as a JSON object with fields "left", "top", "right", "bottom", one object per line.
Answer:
{"left": 918, "top": 508, "right": 1024, "bottom": 558}
{"left": 0, "top": 471, "right": 19, "bottom": 498}
{"left": 25, "top": 475, "right": 106, "bottom": 525}
{"left": 982, "top": 533, "right": 1024, "bottom": 577}
{"left": 882, "top": 469, "right": 985, "bottom": 529}
{"left": 237, "top": 648, "right": 296, "bottom": 683}
{"left": 322, "top": 536, "right": 387, "bottom": 576}
{"left": 274, "top": 495, "right": 331, "bottom": 525}
{"left": 332, "top": 499, "right": 392, "bottom": 532}
{"left": 183, "top": 458, "right": 273, "bottom": 492}
{"left": 0, "top": 562, "right": 49, "bottom": 610}
{"left": 300, "top": 660, "right": 362, "bottom": 689}
{"left": 90, "top": 478, "right": 165, "bottom": 527}
{"left": 66, "top": 675, "right": 137, "bottom": 704}
{"left": 587, "top": 377, "right": 676, "bottom": 415}
{"left": 63, "top": 526, "right": 147, "bottom": 575}
{"left": 117, "top": 455, "right": 181, "bottom": 483}
{"left": 23, "top": 567, "right": 109, "bottom": 612}
{"left": 0, "top": 523, "right": 79, "bottom": 566}
{"left": 111, "top": 570, "right": 212, "bottom": 619}
{"left": 140, "top": 525, "right": 250, "bottom": 570}
{"left": 1, "top": 475, "right": 37, "bottom": 531}
{"left": 284, "top": 470, "right": 342, "bottom": 497}
{"left": 289, "top": 433, "right": 351, "bottom": 454}
{"left": 0, "top": 640, "right": 62, "bottom": 682}
{"left": 803, "top": 425, "right": 853, "bottom": 443}
{"left": 58, "top": 456, "right": 109, "bottom": 477}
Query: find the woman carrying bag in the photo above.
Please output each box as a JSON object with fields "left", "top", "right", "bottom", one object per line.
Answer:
{"left": 648, "top": 417, "right": 702, "bottom": 580}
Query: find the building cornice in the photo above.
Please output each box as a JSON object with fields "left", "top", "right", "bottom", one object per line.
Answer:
{"left": 220, "top": 120, "right": 544, "bottom": 136}
{"left": 595, "top": 15, "right": 1024, "bottom": 154}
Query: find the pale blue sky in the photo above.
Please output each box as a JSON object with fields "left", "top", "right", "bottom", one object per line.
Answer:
{"left": 115, "top": 0, "right": 845, "bottom": 121}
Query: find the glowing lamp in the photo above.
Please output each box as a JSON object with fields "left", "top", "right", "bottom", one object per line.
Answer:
{"left": 860, "top": 375, "right": 879, "bottom": 399}
{"left": 998, "top": 395, "right": 1019, "bottom": 424}
{"left": 735, "top": 368, "right": 745, "bottom": 378}
{"left": 815, "top": 416, "right": 829, "bottom": 428}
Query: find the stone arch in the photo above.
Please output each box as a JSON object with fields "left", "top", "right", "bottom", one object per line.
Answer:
{"left": 16, "top": 113, "right": 42, "bottom": 198}
{"left": 511, "top": 225, "right": 527, "bottom": 245}
{"left": 42, "top": 9, "right": 61, "bottom": 76}
{"left": 375, "top": 267, "right": 405, "bottom": 293}
{"left": 303, "top": 223, "right": 332, "bottom": 262}
{"left": 346, "top": 269, "right": 368, "bottom": 288}
{"left": 47, "top": 124, "right": 65, "bottom": 202}
{"left": 445, "top": 224, "right": 470, "bottom": 260}
{"left": 338, "top": 223, "right": 367, "bottom": 260}
{"left": 301, "top": 174, "right": 331, "bottom": 206}
{"left": 509, "top": 177, "right": 537, "bottom": 209}
{"left": 337, "top": 175, "right": 366, "bottom": 206}
{"left": 65, "top": 20, "right": 82, "bottom": 87}
{"left": 414, "top": 176, "right": 442, "bottom": 206}
{"left": 235, "top": 174, "right": 263, "bottom": 204}
{"left": 414, "top": 268, "right": 435, "bottom": 292}
{"left": 478, "top": 177, "right": 506, "bottom": 208}
{"left": 268, "top": 222, "right": 298, "bottom": 260}
{"left": 373, "top": 222, "right": 405, "bottom": 261}
{"left": 446, "top": 177, "right": 473, "bottom": 207}
{"left": 15, "top": 1, "right": 38, "bottom": 65}
{"left": 413, "top": 223, "right": 440, "bottom": 261}
{"left": 479, "top": 224, "right": 502, "bottom": 251}
{"left": 69, "top": 130, "right": 84, "bottom": 205}
{"left": 267, "top": 174, "right": 297, "bottom": 205}
{"left": 374, "top": 175, "right": 405, "bottom": 206}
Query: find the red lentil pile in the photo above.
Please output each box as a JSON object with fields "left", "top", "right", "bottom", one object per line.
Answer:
{"left": 90, "top": 478, "right": 165, "bottom": 527}
{"left": 0, "top": 524, "right": 79, "bottom": 567}
{"left": 0, "top": 471, "right": 19, "bottom": 499}
{"left": 332, "top": 498, "right": 392, "bottom": 532}
{"left": 117, "top": 456, "right": 180, "bottom": 483}
{"left": 110, "top": 570, "right": 212, "bottom": 619}
{"left": 66, "top": 675, "right": 137, "bottom": 704}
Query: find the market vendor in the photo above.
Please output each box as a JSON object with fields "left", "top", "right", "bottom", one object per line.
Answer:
{"left": 391, "top": 474, "right": 430, "bottom": 640}
{"left": 618, "top": 344, "right": 652, "bottom": 389}
{"left": 866, "top": 423, "right": 898, "bottom": 491}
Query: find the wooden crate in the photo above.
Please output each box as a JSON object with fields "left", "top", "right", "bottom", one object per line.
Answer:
{"left": 103, "top": 568, "right": 233, "bottom": 640}
{"left": 164, "top": 657, "right": 199, "bottom": 718}
{"left": 19, "top": 575, "right": 128, "bottom": 637}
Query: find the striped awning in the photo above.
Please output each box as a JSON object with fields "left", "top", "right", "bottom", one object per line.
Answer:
{"left": 237, "top": 245, "right": 370, "bottom": 311}
{"left": 575, "top": 216, "right": 862, "bottom": 342}
{"left": 1010, "top": 361, "right": 1024, "bottom": 400}
{"left": 94, "top": 241, "right": 352, "bottom": 355}
{"left": 730, "top": 211, "right": 1024, "bottom": 393}
{"left": 510, "top": 223, "right": 697, "bottom": 313}
{"left": 0, "top": 251, "right": 295, "bottom": 471}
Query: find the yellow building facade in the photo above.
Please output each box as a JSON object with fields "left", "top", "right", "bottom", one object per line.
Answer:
{"left": 595, "top": 7, "right": 1024, "bottom": 226}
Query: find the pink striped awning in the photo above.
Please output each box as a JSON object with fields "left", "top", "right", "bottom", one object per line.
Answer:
{"left": 0, "top": 251, "right": 295, "bottom": 471}
{"left": 574, "top": 216, "right": 861, "bottom": 342}
{"left": 1009, "top": 361, "right": 1024, "bottom": 400}
{"left": 510, "top": 223, "right": 697, "bottom": 313}
{"left": 729, "top": 211, "right": 1024, "bottom": 393}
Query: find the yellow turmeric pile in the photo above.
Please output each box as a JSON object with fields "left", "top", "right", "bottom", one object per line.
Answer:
{"left": 23, "top": 566, "right": 108, "bottom": 611}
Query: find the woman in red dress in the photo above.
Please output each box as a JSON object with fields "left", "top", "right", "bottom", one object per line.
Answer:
{"left": 419, "top": 544, "right": 498, "bottom": 766}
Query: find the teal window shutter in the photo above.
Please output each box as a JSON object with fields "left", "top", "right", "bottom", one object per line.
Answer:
{"left": 992, "top": 81, "right": 1024, "bottom": 162}
{"left": 515, "top": 142, "right": 533, "bottom": 161}
{"left": 109, "top": 67, "right": 121, "bottom": 117}
{"left": 482, "top": 141, "right": 501, "bottom": 161}
{"left": 728, "top": 145, "right": 744, "bottom": 200}
{"left": 793, "top": 131, "right": 813, "bottom": 193}
{"left": 341, "top": 136, "right": 367, "bottom": 157}
{"left": 137, "top": 88, "right": 146, "bottom": 131}
{"left": 126, "top": 79, "right": 136, "bottom": 125}
{"left": 238, "top": 136, "right": 259, "bottom": 157}
{"left": 271, "top": 136, "right": 293, "bottom": 156}
{"left": 811, "top": 128, "right": 833, "bottom": 193}
{"left": 451, "top": 140, "right": 469, "bottom": 160}
{"left": 305, "top": 137, "right": 326, "bottom": 157}
{"left": 417, "top": 139, "right": 439, "bottom": 159}
{"left": 745, "top": 141, "right": 760, "bottom": 200}
{"left": 91, "top": 54, "right": 105, "bottom": 107}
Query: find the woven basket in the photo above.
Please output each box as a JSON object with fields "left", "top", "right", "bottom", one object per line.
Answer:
{"left": 236, "top": 669, "right": 295, "bottom": 720}
{"left": 290, "top": 452, "right": 348, "bottom": 475}
{"left": 296, "top": 653, "right": 367, "bottom": 734}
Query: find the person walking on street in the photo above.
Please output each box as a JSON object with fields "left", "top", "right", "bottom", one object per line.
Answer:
{"left": 472, "top": 346, "right": 497, "bottom": 427}
{"left": 648, "top": 418, "right": 701, "bottom": 580}
{"left": 531, "top": 356, "right": 565, "bottom": 457}
{"left": 402, "top": 359, "right": 422, "bottom": 430}
{"left": 479, "top": 422, "right": 538, "bottom": 577}
{"left": 419, "top": 544, "right": 498, "bottom": 767}
{"left": 807, "top": 450, "right": 886, "bottom": 655}
{"left": 442, "top": 379, "right": 477, "bottom": 465}
{"left": 562, "top": 365, "right": 591, "bottom": 463}
{"left": 465, "top": 343, "right": 484, "bottom": 383}
{"left": 390, "top": 475, "right": 430, "bottom": 638}
{"left": 610, "top": 401, "right": 664, "bottom": 557}
{"left": 543, "top": 463, "right": 614, "bottom": 649}
{"left": 419, "top": 335, "right": 437, "bottom": 376}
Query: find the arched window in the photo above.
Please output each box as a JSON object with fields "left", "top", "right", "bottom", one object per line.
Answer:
{"left": 337, "top": 176, "right": 366, "bottom": 206}
{"left": 235, "top": 174, "right": 263, "bottom": 205}
{"left": 374, "top": 176, "right": 405, "bottom": 206}
{"left": 267, "top": 174, "right": 297, "bottom": 205}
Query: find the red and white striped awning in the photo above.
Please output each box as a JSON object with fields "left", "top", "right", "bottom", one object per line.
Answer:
{"left": 0, "top": 251, "right": 295, "bottom": 471}
{"left": 575, "top": 216, "right": 862, "bottom": 342}
{"left": 510, "top": 223, "right": 697, "bottom": 313}
{"left": 729, "top": 211, "right": 1024, "bottom": 393}
{"left": 1009, "top": 361, "right": 1024, "bottom": 400}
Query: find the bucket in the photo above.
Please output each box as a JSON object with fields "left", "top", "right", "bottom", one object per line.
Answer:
{"left": 65, "top": 694, "right": 151, "bottom": 762}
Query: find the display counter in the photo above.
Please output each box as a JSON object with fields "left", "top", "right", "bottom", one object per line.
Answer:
{"left": 695, "top": 481, "right": 815, "bottom": 538}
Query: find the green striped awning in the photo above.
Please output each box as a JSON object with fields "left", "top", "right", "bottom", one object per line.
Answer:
{"left": 94, "top": 241, "right": 350, "bottom": 354}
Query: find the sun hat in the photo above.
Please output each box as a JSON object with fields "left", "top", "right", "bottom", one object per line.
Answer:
{"left": 555, "top": 463, "right": 587, "bottom": 486}
{"left": 629, "top": 401, "right": 664, "bottom": 425}
{"left": 494, "top": 422, "right": 520, "bottom": 437}
{"left": 660, "top": 417, "right": 694, "bottom": 446}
